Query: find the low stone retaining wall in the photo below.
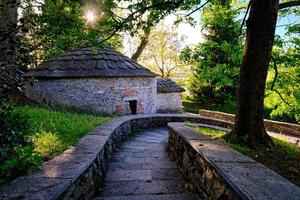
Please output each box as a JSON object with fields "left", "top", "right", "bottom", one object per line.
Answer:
{"left": 199, "top": 109, "right": 300, "bottom": 137}
{"left": 167, "top": 122, "right": 300, "bottom": 200}
{"left": 0, "top": 114, "right": 232, "bottom": 200}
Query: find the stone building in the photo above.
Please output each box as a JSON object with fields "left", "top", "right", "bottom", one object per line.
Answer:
{"left": 156, "top": 78, "right": 185, "bottom": 113}
{"left": 24, "top": 46, "right": 184, "bottom": 115}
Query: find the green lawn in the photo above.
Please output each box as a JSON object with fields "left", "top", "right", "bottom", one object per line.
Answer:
{"left": 17, "top": 105, "right": 113, "bottom": 159}
{"left": 183, "top": 100, "right": 236, "bottom": 114}
{"left": 192, "top": 126, "right": 300, "bottom": 186}
{"left": 0, "top": 105, "right": 113, "bottom": 185}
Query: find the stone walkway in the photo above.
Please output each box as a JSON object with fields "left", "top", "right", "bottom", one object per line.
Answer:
{"left": 94, "top": 128, "right": 199, "bottom": 200}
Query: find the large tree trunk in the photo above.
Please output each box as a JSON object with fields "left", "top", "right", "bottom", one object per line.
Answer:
{"left": 0, "top": 0, "right": 18, "bottom": 101}
{"left": 232, "top": 0, "right": 279, "bottom": 147}
{"left": 131, "top": 29, "right": 151, "bottom": 61}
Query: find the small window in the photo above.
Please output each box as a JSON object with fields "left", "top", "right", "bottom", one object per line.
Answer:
{"left": 129, "top": 100, "right": 137, "bottom": 115}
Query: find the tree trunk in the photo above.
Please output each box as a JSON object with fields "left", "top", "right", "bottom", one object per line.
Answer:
{"left": 0, "top": 0, "right": 18, "bottom": 100}
{"left": 231, "top": 0, "right": 279, "bottom": 147}
{"left": 131, "top": 29, "right": 151, "bottom": 61}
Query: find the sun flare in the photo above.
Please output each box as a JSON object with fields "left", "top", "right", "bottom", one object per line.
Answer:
{"left": 85, "top": 10, "right": 96, "bottom": 23}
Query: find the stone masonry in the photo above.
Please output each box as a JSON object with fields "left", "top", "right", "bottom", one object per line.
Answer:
{"left": 167, "top": 122, "right": 300, "bottom": 200}
{"left": 94, "top": 128, "right": 198, "bottom": 199}
{"left": 1, "top": 115, "right": 299, "bottom": 200}
{"left": 0, "top": 114, "right": 232, "bottom": 200}
{"left": 26, "top": 77, "right": 157, "bottom": 115}
{"left": 156, "top": 92, "right": 183, "bottom": 113}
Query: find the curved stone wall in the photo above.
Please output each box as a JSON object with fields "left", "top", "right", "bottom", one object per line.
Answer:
{"left": 167, "top": 123, "right": 300, "bottom": 200}
{"left": 199, "top": 109, "right": 300, "bottom": 137}
{"left": 0, "top": 114, "right": 231, "bottom": 200}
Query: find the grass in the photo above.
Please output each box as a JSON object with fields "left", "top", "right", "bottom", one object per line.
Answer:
{"left": 183, "top": 100, "right": 276, "bottom": 121}
{"left": 191, "top": 126, "right": 300, "bottom": 186}
{"left": 0, "top": 104, "right": 113, "bottom": 185}
{"left": 16, "top": 105, "right": 113, "bottom": 159}
{"left": 183, "top": 100, "right": 236, "bottom": 114}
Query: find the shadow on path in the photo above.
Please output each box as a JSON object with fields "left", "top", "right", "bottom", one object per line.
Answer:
{"left": 93, "top": 128, "right": 199, "bottom": 200}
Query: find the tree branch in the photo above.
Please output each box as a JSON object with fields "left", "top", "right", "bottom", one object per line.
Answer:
{"left": 131, "top": 29, "right": 151, "bottom": 61}
{"left": 99, "top": 0, "right": 184, "bottom": 44}
{"left": 279, "top": 1, "right": 300, "bottom": 9}
{"left": 185, "top": 1, "right": 210, "bottom": 17}
{"left": 225, "top": 0, "right": 251, "bottom": 67}
{"left": 270, "top": 56, "right": 294, "bottom": 107}
{"left": 237, "top": 0, "right": 252, "bottom": 43}
{"left": 270, "top": 56, "right": 278, "bottom": 91}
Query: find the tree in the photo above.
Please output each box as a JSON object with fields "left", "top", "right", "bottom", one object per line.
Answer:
{"left": 230, "top": 0, "right": 279, "bottom": 147}
{"left": 137, "top": 25, "right": 187, "bottom": 78}
{"left": 0, "top": 0, "right": 19, "bottom": 101}
{"left": 131, "top": 28, "right": 151, "bottom": 61}
{"left": 20, "top": 0, "right": 122, "bottom": 67}
{"left": 100, "top": 0, "right": 300, "bottom": 146}
{"left": 181, "top": 0, "right": 242, "bottom": 104}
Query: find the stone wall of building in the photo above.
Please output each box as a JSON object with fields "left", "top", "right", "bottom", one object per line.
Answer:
{"left": 156, "top": 92, "right": 183, "bottom": 113}
{"left": 25, "top": 77, "right": 157, "bottom": 115}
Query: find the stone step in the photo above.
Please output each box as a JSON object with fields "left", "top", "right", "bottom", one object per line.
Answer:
{"left": 95, "top": 128, "right": 198, "bottom": 200}
{"left": 94, "top": 193, "right": 199, "bottom": 200}
{"left": 100, "top": 180, "right": 184, "bottom": 196}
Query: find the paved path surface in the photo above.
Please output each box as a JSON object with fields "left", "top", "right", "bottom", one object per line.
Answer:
{"left": 267, "top": 131, "right": 300, "bottom": 147}
{"left": 94, "top": 128, "right": 199, "bottom": 200}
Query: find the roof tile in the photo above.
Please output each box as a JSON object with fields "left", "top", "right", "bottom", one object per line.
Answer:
{"left": 157, "top": 78, "right": 185, "bottom": 93}
{"left": 23, "top": 45, "right": 157, "bottom": 78}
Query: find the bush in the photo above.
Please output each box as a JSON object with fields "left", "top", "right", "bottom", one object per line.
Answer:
{"left": 33, "top": 131, "right": 64, "bottom": 159}
{"left": 0, "top": 146, "right": 41, "bottom": 182}
{"left": 0, "top": 103, "right": 40, "bottom": 185}
{"left": 0, "top": 103, "right": 32, "bottom": 162}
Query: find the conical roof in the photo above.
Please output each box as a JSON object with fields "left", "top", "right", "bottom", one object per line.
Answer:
{"left": 23, "top": 46, "right": 157, "bottom": 78}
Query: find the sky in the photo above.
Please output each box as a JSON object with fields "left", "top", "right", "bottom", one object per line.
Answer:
{"left": 123, "top": 6, "right": 299, "bottom": 57}
{"left": 166, "top": 10, "right": 298, "bottom": 46}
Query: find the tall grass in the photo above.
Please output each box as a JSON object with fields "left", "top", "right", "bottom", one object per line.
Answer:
{"left": 16, "top": 105, "right": 113, "bottom": 159}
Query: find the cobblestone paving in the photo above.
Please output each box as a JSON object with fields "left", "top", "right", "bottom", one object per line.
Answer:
{"left": 94, "top": 128, "right": 199, "bottom": 200}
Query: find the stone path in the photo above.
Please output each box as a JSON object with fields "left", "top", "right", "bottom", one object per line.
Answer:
{"left": 267, "top": 131, "right": 300, "bottom": 147}
{"left": 94, "top": 128, "right": 199, "bottom": 200}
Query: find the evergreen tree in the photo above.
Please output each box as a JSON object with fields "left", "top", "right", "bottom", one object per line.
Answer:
{"left": 183, "top": 0, "right": 242, "bottom": 104}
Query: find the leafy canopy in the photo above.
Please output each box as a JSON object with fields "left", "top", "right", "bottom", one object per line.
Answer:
{"left": 181, "top": 0, "right": 242, "bottom": 104}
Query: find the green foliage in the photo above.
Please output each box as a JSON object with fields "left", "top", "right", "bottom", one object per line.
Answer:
{"left": 264, "top": 8, "right": 300, "bottom": 123}
{"left": 33, "top": 131, "right": 64, "bottom": 159}
{"left": 191, "top": 126, "right": 250, "bottom": 154}
{"left": 138, "top": 24, "right": 187, "bottom": 78}
{"left": 0, "top": 146, "right": 41, "bottom": 181}
{"left": 0, "top": 104, "right": 31, "bottom": 163}
{"left": 19, "top": 0, "right": 122, "bottom": 67}
{"left": 0, "top": 103, "right": 39, "bottom": 185}
{"left": 16, "top": 105, "right": 113, "bottom": 159}
{"left": 0, "top": 104, "right": 112, "bottom": 185}
{"left": 102, "top": 0, "right": 202, "bottom": 37}
{"left": 192, "top": 126, "right": 228, "bottom": 137}
{"left": 183, "top": 99, "right": 236, "bottom": 114}
{"left": 182, "top": 0, "right": 242, "bottom": 104}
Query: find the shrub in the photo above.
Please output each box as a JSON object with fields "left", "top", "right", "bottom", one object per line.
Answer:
{"left": 0, "top": 146, "right": 41, "bottom": 179}
{"left": 0, "top": 103, "right": 32, "bottom": 163}
{"left": 0, "top": 103, "right": 40, "bottom": 185}
{"left": 33, "top": 131, "right": 64, "bottom": 159}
